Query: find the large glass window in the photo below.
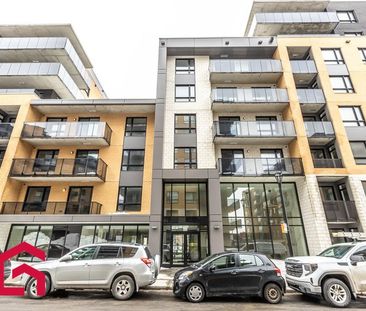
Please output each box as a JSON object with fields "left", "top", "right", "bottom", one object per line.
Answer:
{"left": 175, "top": 59, "right": 195, "bottom": 74}
{"left": 337, "top": 11, "right": 357, "bottom": 23}
{"left": 175, "top": 85, "right": 196, "bottom": 102}
{"left": 122, "top": 150, "right": 145, "bottom": 171}
{"left": 321, "top": 49, "right": 344, "bottom": 64}
{"left": 330, "top": 76, "right": 354, "bottom": 93}
{"left": 350, "top": 142, "right": 366, "bottom": 164}
{"left": 221, "top": 183, "right": 308, "bottom": 259}
{"left": 117, "top": 187, "right": 142, "bottom": 212}
{"left": 339, "top": 106, "right": 365, "bottom": 126}
{"left": 125, "top": 117, "right": 147, "bottom": 136}
{"left": 174, "top": 147, "right": 197, "bottom": 169}
{"left": 175, "top": 114, "right": 196, "bottom": 134}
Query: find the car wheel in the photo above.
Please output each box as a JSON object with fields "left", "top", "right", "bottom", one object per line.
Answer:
{"left": 111, "top": 275, "right": 135, "bottom": 300}
{"left": 26, "top": 275, "right": 50, "bottom": 299}
{"left": 186, "top": 283, "right": 205, "bottom": 303}
{"left": 263, "top": 283, "right": 282, "bottom": 304}
{"left": 323, "top": 278, "right": 351, "bottom": 308}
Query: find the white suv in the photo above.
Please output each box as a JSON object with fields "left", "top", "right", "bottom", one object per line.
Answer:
{"left": 21, "top": 243, "right": 160, "bottom": 300}
{"left": 285, "top": 242, "right": 366, "bottom": 308}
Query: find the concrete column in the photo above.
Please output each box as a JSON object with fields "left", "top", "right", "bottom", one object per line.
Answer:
{"left": 297, "top": 175, "right": 331, "bottom": 254}
{"left": 348, "top": 175, "right": 366, "bottom": 232}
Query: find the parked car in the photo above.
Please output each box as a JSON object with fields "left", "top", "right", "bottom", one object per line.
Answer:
{"left": 21, "top": 243, "right": 160, "bottom": 300}
{"left": 174, "top": 252, "right": 285, "bottom": 303}
{"left": 285, "top": 242, "right": 366, "bottom": 308}
{"left": 0, "top": 249, "right": 11, "bottom": 280}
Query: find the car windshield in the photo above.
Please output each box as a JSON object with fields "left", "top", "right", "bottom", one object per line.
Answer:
{"left": 318, "top": 245, "right": 354, "bottom": 259}
{"left": 191, "top": 254, "right": 218, "bottom": 267}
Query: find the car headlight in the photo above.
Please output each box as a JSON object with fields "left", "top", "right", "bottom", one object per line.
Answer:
{"left": 304, "top": 264, "right": 318, "bottom": 276}
{"left": 178, "top": 271, "right": 193, "bottom": 281}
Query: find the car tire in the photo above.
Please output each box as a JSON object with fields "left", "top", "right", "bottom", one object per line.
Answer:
{"left": 323, "top": 278, "right": 351, "bottom": 308}
{"left": 26, "top": 275, "right": 51, "bottom": 299}
{"left": 263, "top": 283, "right": 282, "bottom": 304}
{"left": 111, "top": 275, "right": 135, "bottom": 300}
{"left": 186, "top": 282, "right": 205, "bottom": 303}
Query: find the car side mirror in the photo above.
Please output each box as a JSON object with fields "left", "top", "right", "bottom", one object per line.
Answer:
{"left": 209, "top": 265, "right": 216, "bottom": 272}
{"left": 350, "top": 254, "right": 364, "bottom": 266}
{"left": 59, "top": 254, "right": 72, "bottom": 262}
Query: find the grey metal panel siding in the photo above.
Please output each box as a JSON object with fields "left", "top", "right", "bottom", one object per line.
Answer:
{"left": 119, "top": 171, "right": 144, "bottom": 186}
{"left": 123, "top": 136, "right": 146, "bottom": 149}
{"left": 175, "top": 74, "right": 195, "bottom": 85}
{"left": 326, "top": 64, "right": 349, "bottom": 76}
{"left": 345, "top": 126, "right": 366, "bottom": 141}
{"left": 174, "top": 133, "right": 197, "bottom": 147}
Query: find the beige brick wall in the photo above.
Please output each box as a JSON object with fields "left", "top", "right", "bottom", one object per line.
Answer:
{"left": 348, "top": 175, "right": 366, "bottom": 232}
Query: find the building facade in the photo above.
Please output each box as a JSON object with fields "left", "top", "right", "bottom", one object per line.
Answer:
{"left": 2, "top": 1, "right": 366, "bottom": 267}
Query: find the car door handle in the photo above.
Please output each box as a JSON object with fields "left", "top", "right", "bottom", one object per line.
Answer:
{"left": 84, "top": 263, "right": 89, "bottom": 267}
{"left": 231, "top": 270, "right": 238, "bottom": 275}
{"left": 115, "top": 262, "right": 121, "bottom": 266}
{"left": 258, "top": 269, "right": 265, "bottom": 273}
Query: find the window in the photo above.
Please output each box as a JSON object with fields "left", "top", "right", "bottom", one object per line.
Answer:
{"left": 23, "top": 187, "right": 50, "bottom": 212}
{"left": 329, "top": 76, "right": 354, "bottom": 93}
{"left": 69, "top": 246, "right": 96, "bottom": 261}
{"left": 122, "top": 246, "right": 138, "bottom": 258}
{"left": 321, "top": 49, "right": 344, "bottom": 64}
{"left": 125, "top": 117, "right": 147, "bottom": 136}
{"left": 175, "top": 59, "right": 195, "bottom": 74}
{"left": 96, "top": 246, "right": 120, "bottom": 259}
{"left": 350, "top": 142, "right": 366, "bottom": 164}
{"left": 344, "top": 32, "right": 363, "bottom": 36}
{"left": 122, "top": 150, "right": 145, "bottom": 171}
{"left": 339, "top": 107, "right": 365, "bottom": 126}
{"left": 46, "top": 117, "right": 67, "bottom": 122}
{"left": 337, "top": 11, "right": 357, "bottom": 23}
{"left": 175, "top": 85, "right": 195, "bottom": 102}
{"left": 238, "top": 254, "right": 264, "bottom": 267}
{"left": 117, "top": 187, "right": 142, "bottom": 211}
{"left": 210, "top": 254, "right": 236, "bottom": 270}
{"left": 78, "top": 117, "right": 100, "bottom": 122}
{"left": 174, "top": 147, "right": 197, "bottom": 169}
{"left": 166, "top": 191, "right": 179, "bottom": 204}
{"left": 359, "top": 48, "right": 366, "bottom": 63}
{"left": 175, "top": 114, "right": 196, "bottom": 134}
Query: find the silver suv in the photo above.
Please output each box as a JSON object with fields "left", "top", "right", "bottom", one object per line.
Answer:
{"left": 21, "top": 243, "right": 160, "bottom": 300}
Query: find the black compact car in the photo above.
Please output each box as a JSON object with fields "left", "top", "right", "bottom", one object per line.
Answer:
{"left": 173, "top": 252, "right": 285, "bottom": 304}
{"left": 0, "top": 249, "right": 11, "bottom": 280}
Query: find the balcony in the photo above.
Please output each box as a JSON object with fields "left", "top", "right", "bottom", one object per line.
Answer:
{"left": 305, "top": 121, "right": 335, "bottom": 145}
{"left": 323, "top": 201, "right": 358, "bottom": 224}
{"left": 211, "top": 88, "right": 289, "bottom": 112}
{"left": 0, "top": 123, "right": 13, "bottom": 145}
{"left": 291, "top": 60, "right": 318, "bottom": 85}
{"left": 218, "top": 158, "right": 303, "bottom": 177}
{"left": 248, "top": 12, "right": 339, "bottom": 36}
{"left": 21, "top": 122, "right": 112, "bottom": 146}
{"left": 1, "top": 201, "right": 102, "bottom": 215}
{"left": 209, "top": 59, "right": 282, "bottom": 84}
{"left": 297, "top": 89, "right": 326, "bottom": 113}
{"left": 313, "top": 158, "right": 343, "bottom": 169}
{"left": 10, "top": 158, "right": 107, "bottom": 182}
{"left": 213, "top": 121, "right": 296, "bottom": 144}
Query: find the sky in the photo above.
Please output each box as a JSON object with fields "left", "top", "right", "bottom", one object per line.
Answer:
{"left": 0, "top": 0, "right": 253, "bottom": 98}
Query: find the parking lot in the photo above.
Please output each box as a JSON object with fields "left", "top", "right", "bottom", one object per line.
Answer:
{"left": 0, "top": 290, "right": 365, "bottom": 311}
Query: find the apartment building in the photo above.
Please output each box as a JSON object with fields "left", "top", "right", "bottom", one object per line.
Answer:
{"left": 0, "top": 25, "right": 155, "bottom": 261}
{"left": 149, "top": 0, "right": 366, "bottom": 266}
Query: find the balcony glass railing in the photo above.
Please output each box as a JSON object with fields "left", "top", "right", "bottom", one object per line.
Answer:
{"left": 304, "top": 121, "right": 335, "bottom": 137}
{"left": 313, "top": 158, "right": 343, "bottom": 168}
{"left": 297, "top": 89, "right": 325, "bottom": 104}
{"left": 213, "top": 121, "right": 296, "bottom": 137}
{"left": 218, "top": 158, "right": 303, "bottom": 176}
{"left": 10, "top": 158, "right": 107, "bottom": 180}
{"left": 291, "top": 60, "right": 317, "bottom": 74}
{"left": 1, "top": 201, "right": 102, "bottom": 215}
{"left": 254, "top": 12, "right": 339, "bottom": 24}
{"left": 0, "top": 123, "right": 14, "bottom": 139}
{"left": 22, "top": 122, "right": 112, "bottom": 144}
{"left": 323, "top": 201, "right": 358, "bottom": 223}
{"left": 212, "top": 88, "right": 288, "bottom": 103}
{"left": 210, "top": 59, "right": 282, "bottom": 73}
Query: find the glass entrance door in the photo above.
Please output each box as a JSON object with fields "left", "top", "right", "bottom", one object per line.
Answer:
{"left": 171, "top": 232, "right": 200, "bottom": 266}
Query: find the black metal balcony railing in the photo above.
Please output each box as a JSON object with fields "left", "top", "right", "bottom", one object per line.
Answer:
{"left": 0, "top": 123, "right": 14, "bottom": 139}
{"left": 22, "top": 122, "right": 112, "bottom": 144}
{"left": 10, "top": 158, "right": 107, "bottom": 181}
{"left": 218, "top": 158, "right": 304, "bottom": 176}
{"left": 323, "top": 201, "right": 358, "bottom": 223}
{"left": 213, "top": 121, "right": 296, "bottom": 138}
{"left": 313, "top": 158, "right": 343, "bottom": 168}
{"left": 1, "top": 201, "right": 102, "bottom": 215}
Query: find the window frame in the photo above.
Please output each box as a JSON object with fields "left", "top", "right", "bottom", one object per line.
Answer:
{"left": 174, "top": 147, "right": 197, "bottom": 169}
{"left": 337, "top": 11, "right": 357, "bottom": 23}
{"left": 174, "top": 114, "right": 196, "bottom": 134}
{"left": 329, "top": 76, "right": 355, "bottom": 93}
{"left": 95, "top": 245, "right": 121, "bottom": 259}
{"left": 124, "top": 117, "right": 147, "bottom": 137}
{"left": 359, "top": 48, "right": 366, "bottom": 63}
{"left": 175, "top": 85, "right": 196, "bottom": 102}
{"left": 117, "top": 186, "right": 142, "bottom": 212}
{"left": 344, "top": 32, "right": 363, "bottom": 36}
{"left": 175, "top": 58, "right": 195, "bottom": 75}
{"left": 350, "top": 141, "right": 366, "bottom": 165}
{"left": 121, "top": 149, "right": 145, "bottom": 171}
{"left": 339, "top": 106, "right": 365, "bottom": 127}
{"left": 321, "top": 48, "right": 345, "bottom": 65}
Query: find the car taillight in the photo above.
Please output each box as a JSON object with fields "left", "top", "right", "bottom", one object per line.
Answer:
{"left": 275, "top": 267, "right": 282, "bottom": 277}
{"left": 141, "top": 257, "right": 152, "bottom": 267}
